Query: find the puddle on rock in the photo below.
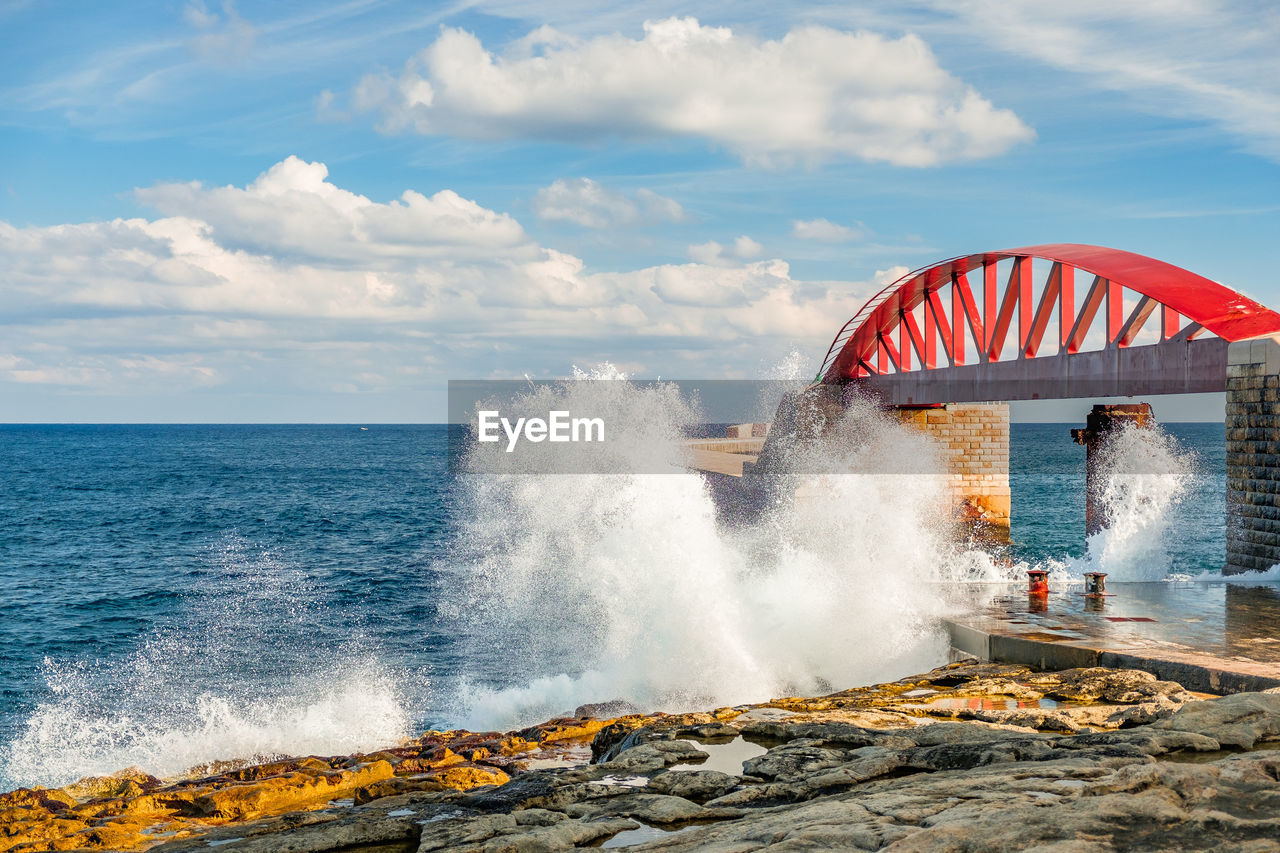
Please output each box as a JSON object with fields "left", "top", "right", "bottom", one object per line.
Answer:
{"left": 670, "top": 737, "right": 767, "bottom": 775}
{"left": 1163, "top": 741, "right": 1280, "bottom": 764}
{"left": 519, "top": 742, "right": 593, "bottom": 771}
{"left": 206, "top": 839, "right": 246, "bottom": 848}
{"left": 597, "top": 823, "right": 700, "bottom": 848}
{"left": 733, "top": 707, "right": 798, "bottom": 722}
{"left": 589, "top": 774, "right": 649, "bottom": 788}
{"left": 908, "top": 697, "right": 1068, "bottom": 711}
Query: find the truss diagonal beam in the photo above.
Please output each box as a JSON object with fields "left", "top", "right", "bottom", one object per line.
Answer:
{"left": 1116, "top": 295, "right": 1158, "bottom": 348}
{"left": 1067, "top": 275, "right": 1107, "bottom": 354}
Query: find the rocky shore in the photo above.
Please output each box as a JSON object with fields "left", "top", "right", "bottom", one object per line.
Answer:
{"left": 6, "top": 661, "right": 1280, "bottom": 851}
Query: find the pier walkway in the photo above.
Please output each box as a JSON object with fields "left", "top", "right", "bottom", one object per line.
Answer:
{"left": 945, "top": 580, "right": 1280, "bottom": 694}
{"left": 683, "top": 437, "right": 763, "bottom": 477}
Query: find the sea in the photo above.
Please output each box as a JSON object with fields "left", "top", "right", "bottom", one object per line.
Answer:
{"left": 0, "top": 416, "right": 1235, "bottom": 791}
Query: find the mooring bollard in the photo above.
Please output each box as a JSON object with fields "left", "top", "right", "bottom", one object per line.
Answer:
{"left": 1084, "top": 572, "right": 1107, "bottom": 597}
{"left": 1027, "top": 569, "right": 1049, "bottom": 595}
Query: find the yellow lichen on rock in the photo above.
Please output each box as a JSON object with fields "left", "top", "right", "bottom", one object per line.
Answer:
{"left": 192, "top": 759, "right": 394, "bottom": 820}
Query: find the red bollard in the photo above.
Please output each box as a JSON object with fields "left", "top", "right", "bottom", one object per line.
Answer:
{"left": 1027, "top": 569, "right": 1049, "bottom": 612}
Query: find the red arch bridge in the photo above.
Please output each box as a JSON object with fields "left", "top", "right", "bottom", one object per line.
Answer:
{"left": 769, "top": 244, "right": 1280, "bottom": 575}
{"left": 818, "top": 243, "right": 1280, "bottom": 404}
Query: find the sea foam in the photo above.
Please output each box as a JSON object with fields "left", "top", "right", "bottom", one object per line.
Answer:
{"left": 1, "top": 541, "right": 410, "bottom": 789}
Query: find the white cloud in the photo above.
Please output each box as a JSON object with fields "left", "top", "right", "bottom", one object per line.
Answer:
{"left": 638, "top": 259, "right": 783, "bottom": 308}
{"left": 532, "top": 178, "right": 685, "bottom": 228}
{"left": 5, "top": 355, "right": 220, "bottom": 388}
{"left": 347, "top": 17, "right": 1034, "bottom": 167}
{"left": 688, "top": 241, "right": 723, "bottom": 266}
{"left": 184, "top": 0, "right": 256, "bottom": 64}
{"left": 732, "top": 235, "right": 763, "bottom": 258}
{"left": 0, "top": 158, "right": 885, "bottom": 395}
{"left": 135, "top": 156, "right": 534, "bottom": 265}
{"left": 933, "top": 0, "right": 1280, "bottom": 161}
{"left": 792, "top": 218, "right": 863, "bottom": 242}
{"left": 688, "top": 236, "right": 764, "bottom": 266}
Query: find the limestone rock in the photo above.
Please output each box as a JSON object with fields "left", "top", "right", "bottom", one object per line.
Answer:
{"left": 193, "top": 760, "right": 395, "bottom": 820}
{"left": 1153, "top": 691, "right": 1280, "bottom": 748}
{"left": 61, "top": 768, "right": 161, "bottom": 803}
{"left": 573, "top": 700, "right": 639, "bottom": 719}
{"left": 646, "top": 769, "right": 738, "bottom": 802}
{"left": 741, "top": 742, "right": 856, "bottom": 781}
{"left": 565, "top": 791, "right": 707, "bottom": 824}
{"left": 354, "top": 764, "right": 509, "bottom": 805}
{"left": 415, "top": 812, "right": 637, "bottom": 852}
{"left": 599, "top": 740, "right": 708, "bottom": 772}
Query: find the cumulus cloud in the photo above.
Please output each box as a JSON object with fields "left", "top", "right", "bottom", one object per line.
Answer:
{"left": 346, "top": 17, "right": 1034, "bottom": 167}
{"left": 0, "top": 158, "right": 885, "bottom": 397}
{"left": 532, "top": 178, "right": 685, "bottom": 228}
{"left": 135, "top": 156, "right": 534, "bottom": 264}
{"left": 688, "top": 236, "right": 764, "bottom": 266}
{"left": 732, "top": 236, "right": 763, "bottom": 258}
{"left": 792, "top": 218, "right": 864, "bottom": 242}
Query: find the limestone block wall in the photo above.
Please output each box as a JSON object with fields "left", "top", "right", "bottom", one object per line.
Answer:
{"left": 1226, "top": 337, "right": 1280, "bottom": 574}
{"left": 890, "top": 403, "right": 1011, "bottom": 535}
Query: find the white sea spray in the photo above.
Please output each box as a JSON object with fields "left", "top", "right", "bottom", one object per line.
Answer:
{"left": 447, "top": 370, "right": 997, "bottom": 730}
{"left": 1, "top": 540, "right": 410, "bottom": 788}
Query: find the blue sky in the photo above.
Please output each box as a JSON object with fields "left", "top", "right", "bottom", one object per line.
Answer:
{"left": 2, "top": 0, "right": 1278, "bottom": 421}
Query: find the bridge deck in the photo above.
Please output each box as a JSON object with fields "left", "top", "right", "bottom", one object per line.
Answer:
{"left": 851, "top": 338, "right": 1229, "bottom": 406}
{"left": 945, "top": 580, "right": 1280, "bottom": 694}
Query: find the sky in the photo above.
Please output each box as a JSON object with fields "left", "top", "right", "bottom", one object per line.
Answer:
{"left": 2, "top": 0, "right": 1278, "bottom": 422}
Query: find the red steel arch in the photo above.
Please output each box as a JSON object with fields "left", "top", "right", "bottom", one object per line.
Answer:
{"left": 821, "top": 244, "right": 1280, "bottom": 384}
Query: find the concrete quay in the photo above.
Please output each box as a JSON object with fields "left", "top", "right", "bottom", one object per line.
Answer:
{"left": 945, "top": 580, "right": 1280, "bottom": 695}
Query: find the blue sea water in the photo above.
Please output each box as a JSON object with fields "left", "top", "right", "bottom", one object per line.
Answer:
{"left": 0, "top": 421, "right": 1225, "bottom": 790}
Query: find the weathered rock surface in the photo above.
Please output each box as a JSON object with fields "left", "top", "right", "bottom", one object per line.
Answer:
{"left": 9, "top": 661, "right": 1280, "bottom": 852}
{"left": 645, "top": 769, "right": 738, "bottom": 802}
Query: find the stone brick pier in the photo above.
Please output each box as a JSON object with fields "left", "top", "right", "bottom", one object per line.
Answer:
{"left": 1226, "top": 337, "right": 1280, "bottom": 574}
{"left": 890, "top": 403, "right": 1011, "bottom": 540}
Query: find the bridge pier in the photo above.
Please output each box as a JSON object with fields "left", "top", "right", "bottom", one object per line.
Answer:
{"left": 1226, "top": 337, "right": 1280, "bottom": 574}
{"left": 890, "top": 403, "right": 1011, "bottom": 542}
{"left": 1071, "top": 404, "right": 1155, "bottom": 537}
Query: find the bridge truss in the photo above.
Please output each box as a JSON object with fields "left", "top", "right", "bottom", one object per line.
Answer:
{"left": 819, "top": 244, "right": 1280, "bottom": 404}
